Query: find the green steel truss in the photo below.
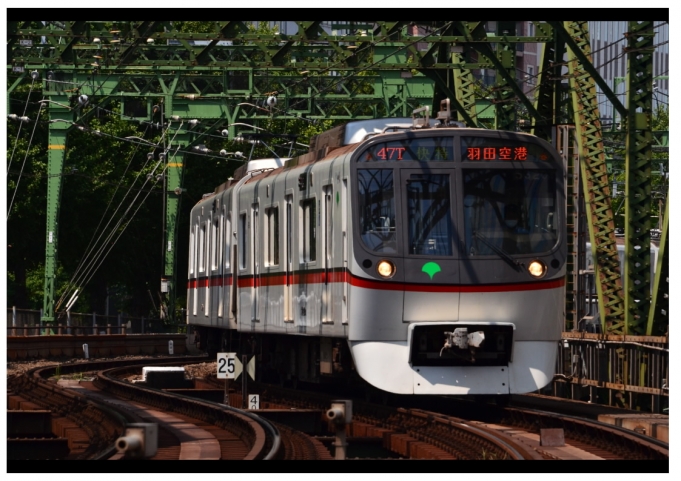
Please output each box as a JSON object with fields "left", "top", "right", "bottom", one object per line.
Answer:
{"left": 7, "top": 20, "right": 665, "bottom": 333}
{"left": 648, "top": 195, "right": 668, "bottom": 336}
{"left": 562, "top": 21, "right": 625, "bottom": 333}
{"left": 624, "top": 21, "right": 655, "bottom": 335}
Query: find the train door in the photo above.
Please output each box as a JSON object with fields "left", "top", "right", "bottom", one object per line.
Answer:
{"left": 284, "top": 195, "right": 293, "bottom": 323}
{"left": 218, "top": 207, "right": 225, "bottom": 318}
{"left": 201, "top": 218, "right": 209, "bottom": 317}
{"left": 252, "top": 203, "right": 259, "bottom": 322}
{"left": 236, "top": 211, "right": 248, "bottom": 323}
{"left": 400, "top": 169, "right": 460, "bottom": 321}
{"left": 210, "top": 211, "right": 219, "bottom": 320}
{"left": 190, "top": 221, "right": 199, "bottom": 317}
{"left": 342, "top": 178, "right": 348, "bottom": 324}
{"left": 322, "top": 185, "right": 333, "bottom": 323}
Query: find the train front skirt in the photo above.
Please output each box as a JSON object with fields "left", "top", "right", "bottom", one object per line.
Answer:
{"left": 349, "top": 324, "right": 557, "bottom": 395}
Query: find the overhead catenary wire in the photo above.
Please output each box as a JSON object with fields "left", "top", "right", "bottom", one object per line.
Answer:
{"left": 58, "top": 160, "right": 169, "bottom": 319}
{"left": 56, "top": 152, "right": 168, "bottom": 314}
{"left": 55, "top": 123, "right": 153, "bottom": 311}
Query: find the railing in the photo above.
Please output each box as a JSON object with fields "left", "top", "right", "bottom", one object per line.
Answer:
{"left": 550, "top": 332, "right": 669, "bottom": 413}
{"left": 6, "top": 307, "right": 185, "bottom": 336}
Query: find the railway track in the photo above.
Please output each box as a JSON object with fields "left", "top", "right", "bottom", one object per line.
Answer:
{"left": 208, "top": 377, "right": 669, "bottom": 461}
{"left": 7, "top": 356, "right": 669, "bottom": 462}
{"left": 7, "top": 357, "right": 284, "bottom": 461}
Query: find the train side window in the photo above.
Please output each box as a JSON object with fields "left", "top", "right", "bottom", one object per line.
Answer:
{"left": 199, "top": 222, "right": 206, "bottom": 273}
{"left": 301, "top": 198, "right": 316, "bottom": 263}
{"left": 265, "top": 206, "right": 279, "bottom": 267}
{"left": 239, "top": 213, "right": 247, "bottom": 269}
{"left": 189, "top": 223, "right": 196, "bottom": 275}
{"left": 211, "top": 215, "right": 219, "bottom": 271}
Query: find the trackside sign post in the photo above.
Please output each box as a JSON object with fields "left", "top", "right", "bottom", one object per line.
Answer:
{"left": 217, "top": 353, "right": 255, "bottom": 407}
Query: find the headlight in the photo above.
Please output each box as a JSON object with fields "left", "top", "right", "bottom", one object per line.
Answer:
{"left": 527, "top": 260, "right": 547, "bottom": 278}
{"left": 376, "top": 260, "right": 396, "bottom": 278}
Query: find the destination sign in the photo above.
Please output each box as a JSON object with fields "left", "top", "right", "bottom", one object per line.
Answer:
{"left": 461, "top": 137, "right": 552, "bottom": 162}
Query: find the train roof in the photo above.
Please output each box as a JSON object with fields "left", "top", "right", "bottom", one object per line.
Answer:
{"left": 212, "top": 157, "right": 290, "bottom": 195}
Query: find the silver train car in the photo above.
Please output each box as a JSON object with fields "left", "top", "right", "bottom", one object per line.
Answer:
{"left": 187, "top": 111, "right": 566, "bottom": 395}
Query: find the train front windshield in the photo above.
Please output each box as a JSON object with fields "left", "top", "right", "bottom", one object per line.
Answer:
{"left": 462, "top": 169, "right": 558, "bottom": 256}
{"left": 356, "top": 133, "right": 559, "bottom": 257}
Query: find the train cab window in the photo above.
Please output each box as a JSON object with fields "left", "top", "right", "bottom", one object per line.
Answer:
{"left": 301, "top": 199, "right": 316, "bottom": 263}
{"left": 357, "top": 169, "right": 397, "bottom": 253}
{"left": 462, "top": 169, "right": 558, "bottom": 256}
{"left": 265, "top": 206, "right": 279, "bottom": 266}
{"left": 406, "top": 174, "right": 453, "bottom": 256}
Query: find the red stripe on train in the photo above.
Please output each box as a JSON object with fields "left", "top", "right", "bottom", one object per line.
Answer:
{"left": 189, "top": 272, "right": 564, "bottom": 292}
{"left": 187, "top": 276, "right": 232, "bottom": 289}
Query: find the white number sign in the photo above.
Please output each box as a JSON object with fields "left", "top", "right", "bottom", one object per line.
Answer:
{"left": 248, "top": 394, "right": 260, "bottom": 410}
{"left": 217, "top": 352, "right": 237, "bottom": 379}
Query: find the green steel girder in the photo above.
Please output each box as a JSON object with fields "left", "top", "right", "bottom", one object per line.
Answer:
{"left": 648, "top": 194, "right": 668, "bottom": 336}
{"left": 421, "top": 68, "right": 478, "bottom": 127}
{"left": 10, "top": 21, "right": 558, "bottom": 72}
{"left": 42, "top": 97, "right": 70, "bottom": 323}
{"left": 564, "top": 21, "right": 625, "bottom": 333}
{"left": 493, "top": 22, "right": 519, "bottom": 131}
{"left": 163, "top": 134, "right": 191, "bottom": 322}
{"left": 451, "top": 52, "right": 480, "bottom": 127}
{"left": 35, "top": 71, "right": 434, "bottom": 121}
{"left": 452, "top": 21, "right": 542, "bottom": 130}
{"left": 624, "top": 21, "right": 655, "bottom": 335}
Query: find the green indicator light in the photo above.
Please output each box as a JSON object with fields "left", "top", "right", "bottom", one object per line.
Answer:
{"left": 336, "top": 191, "right": 340, "bottom": 204}
{"left": 421, "top": 262, "right": 441, "bottom": 280}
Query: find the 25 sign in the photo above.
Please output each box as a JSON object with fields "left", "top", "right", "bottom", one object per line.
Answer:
{"left": 217, "top": 353, "right": 237, "bottom": 379}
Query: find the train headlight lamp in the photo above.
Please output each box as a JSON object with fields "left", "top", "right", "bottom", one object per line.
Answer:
{"left": 528, "top": 260, "right": 547, "bottom": 278}
{"left": 377, "top": 260, "right": 396, "bottom": 278}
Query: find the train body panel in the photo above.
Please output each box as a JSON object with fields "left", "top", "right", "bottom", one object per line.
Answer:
{"left": 187, "top": 114, "right": 566, "bottom": 395}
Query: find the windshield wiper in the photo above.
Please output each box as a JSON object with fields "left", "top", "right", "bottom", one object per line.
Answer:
{"left": 473, "top": 231, "right": 522, "bottom": 271}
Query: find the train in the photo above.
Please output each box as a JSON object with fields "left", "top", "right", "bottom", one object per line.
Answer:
{"left": 187, "top": 102, "right": 566, "bottom": 395}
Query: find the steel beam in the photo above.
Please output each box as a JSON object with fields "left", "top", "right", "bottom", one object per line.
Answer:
{"left": 624, "top": 21, "right": 655, "bottom": 335}
{"left": 42, "top": 97, "right": 71, "bottom": 324}
{"left": 161, "top": 134, "right": 190, "bottom": 324}
{"left": 647, "top": 193, "right": 668, "bottom": 336}
{"left": 564, "top": 21, "right": 625, "bottom": 333}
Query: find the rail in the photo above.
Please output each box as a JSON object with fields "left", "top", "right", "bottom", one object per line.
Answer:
{"left": 97, "top": 361, "right": 281, "bottom": 460}
{"left": 9, "top": 357, "right": 281, "bottom": 460}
